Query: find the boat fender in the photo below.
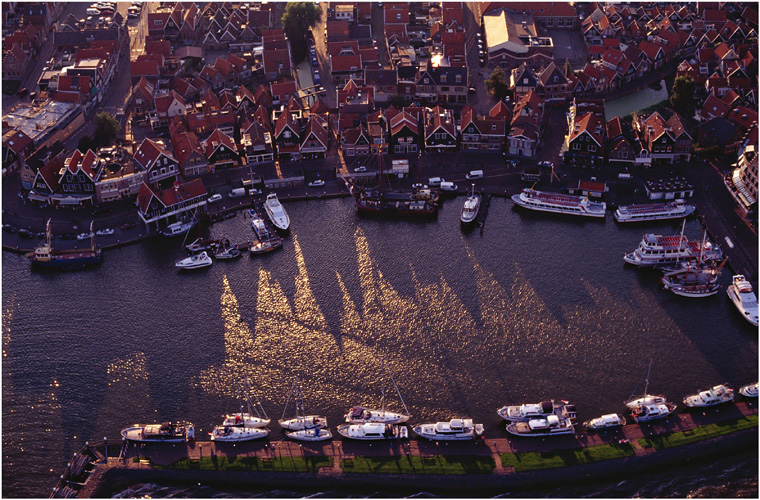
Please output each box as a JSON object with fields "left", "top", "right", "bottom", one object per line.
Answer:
{"left": 186, "top": 425, "right": 195, "bottom": 441}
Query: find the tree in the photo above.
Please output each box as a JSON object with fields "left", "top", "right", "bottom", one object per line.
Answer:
{"left": 387, "top": 94, "right": 407, "bottom": 108}
{"left": 670, "top": 76, "right": 696, "bottom": 117}
{"left": 93, "top": 112, "right": 121, "bottom": 147}
{"left": 484, "top": 67, "right": 509, "bottom": 101}
{"left": 564, "top": 59, "right": 573, "bottom": 77}
{"left": 281, "top": 2, "right": 322, "bottom": 65}
{"left": 77, "top": 134, "right": 94, "bottom": 152}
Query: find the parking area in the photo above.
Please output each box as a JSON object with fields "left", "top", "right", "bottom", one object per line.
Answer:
{"left": 545, "top": 29, "right": 588, "bottom": 70}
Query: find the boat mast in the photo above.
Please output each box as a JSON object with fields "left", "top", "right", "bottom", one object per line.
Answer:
{"left": 386, "top": 360, "right": 410, "bottom": 417}
{"left": 280, "top": 380, "right": 295, "bottom": 421}
{"left": 46, "top": 218, "right": 52, "bottom": 248}
{"left": 89, "top": 221, "right": 95, "bottom": 252}
{"left": 381, "top": 360, "right": 386, "bottom": 416}
{"left": 643, "top": 360, "right": 652, "bottom": 396}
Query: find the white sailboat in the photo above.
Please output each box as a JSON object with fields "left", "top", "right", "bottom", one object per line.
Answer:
{"left": 264, "top": 193, "right": 290, "bottom": 231}
{"left": 624, "top": 361, "right": 668, "bottom": 409}
{"left": 278, "top": 378, "right": 331, "bottom": 442}
{"left": 210, "top": 379, "right": 271, "bottom": 442}
{"left": 625, "top": 361, "right": 677, "bottom": 423}
{"left": 345, "top": 360, "right": 410, "bottom": 424}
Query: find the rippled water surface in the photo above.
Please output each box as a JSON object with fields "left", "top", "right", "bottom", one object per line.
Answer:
{"left": 3, "top": 197, "right": 757, "bottom": 497}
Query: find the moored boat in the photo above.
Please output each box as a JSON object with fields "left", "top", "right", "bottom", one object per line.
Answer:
{"left": 505, "top": 414, "right": 575, "bottom": 437}
{"left": 249, "top": 239, "right": 283, "bottom": 254}
{"left": 614, "top": 199, "right": 695, "bottom": 223}
{"left": 263, "top": 193, "right": 290, "bottom": 231}
{"left": 623, "top": 222, "right": 722, "bottom": 267}
{"left": 511, "top": 188, "right": 606, "bottom": 218}
{"left": 336, "top": 422, "right": 408, "bottom": 440}
{"left": 727, "top": 275, "right": 759, "bottom": 326}
{"left": 497, "top": 400, "right": 577, "bottom": 422}
{"left": 630, "top": 401, "right": 677, "bottom": 423}
{"left": 412, "top": 418, "right": 484, "bottom": 441}
{"left": 683, "top": 383, "right": 734, "bottom": 408}
{"left": 214, "top": 244, "right": 242, "bottom": 260}
{"left": 163, "top": 220, "right": 196, "bottom": 237}
{"left": 278, "top": 378, "right": 329, "bottom": 432}
{"left": 121, "top": 421, "right": 194, "bottom": 442}
{"left": 210, "top": 379, "right": 271, "bottom": 442}
{"left": 28, "top": 220, "right": 102, "bottom": 271}
{"left": 739, "top": 382, "right": 759, "bottom": 398}
{"left": 345, "top": 361, "right": 410, "bottom": 424}
{"left": 285, "top": 427, "right": 332, "bottom": 441}
{"left": 460, "top": 185, "right": 481, "bottom": 224}
{"left": 583, "top": 413, "right": 627, "bottom": 430}
{"left": 186, "top": 237, "right": 228, "bottom": 254}
{"left": 210, "top": 425, "right": 269, "bottom": 442}
{"left": 175, "top": 251, "right": 212, "bottom": 270}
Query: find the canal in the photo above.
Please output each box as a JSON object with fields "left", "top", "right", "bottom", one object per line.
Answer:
{"left": 2, "top": 197, "right": 757, "bottom": 497}
{"left": 605, "top": 80, "right": 669, "bottom": 119}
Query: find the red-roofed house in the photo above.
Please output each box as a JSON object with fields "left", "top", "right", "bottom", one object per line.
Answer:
{"left": 2, "top": 129, "right": 35, "bottom": 172}
{"left": 132, "top": 138, "right": 179, "bottom": 189}
{"left": 460, "top": 105, "right": 506, "bottom": 152}
{"left": 151, "top": 91, "right": 187, "bottom": 130}
{"left": 274, "top": 103, "right": 302, "bottom": 161}
{"left": 3, "top": 43, "right": 27, "bottom": 81}
{"left": 632, "top": 111, "right": 692, "bottom": 165}
{"left": 203, "top": 129, "right": 239, "bottom": 170}
{"left": 699, "top": 93, "right": 731, "bottom": 121}
{"left": 263, "top": 38, "right": 292, "bottom": 81}
{"left": 137, "top": 179, "right": 208, "bottom": 233}
{"left": 390, "top": 112, "right": 420, "bottom": 154}
{"left": 171, "top": 131, "right": 208, "bottom": 177}
{"left": 130, "top": 59, "right": 160, "bottom": 85}
{"left": 240, "top": 120, "right": 274, "bottom": 164}
{"left": 564, "top": 98, "right": 606, "bottom": 166}
{"left": 300, "top": 115, "right": 329, "bottom": 159}
{"left": 424, "top": 106, "right": 457, "bottom": 152}
{"left": 55, "top": 149, "right": 98, "bottom": 204}
{"left": 340, "top": 125, "right": 371, "bottom": 157}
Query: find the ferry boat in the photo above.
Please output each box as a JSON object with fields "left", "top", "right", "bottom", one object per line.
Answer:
{"left": 263, "top": 193, "right": 290, "bottom": 231}
{"left": 345, "top": 361, "right": 410, "bottom": 424}
{"left": 583, "top": 413, "right": 627, "bottom": 431}
{"left": 727, "top": 275, "right": 759, "bottom": 326}
{"left": 739, "top": 382, "right": 759, "bottom": 398}
{"left": 614, "top": 199, "right": 696, "bottom": 223}
{"left": 460, "top": 186, "right": 481, "bottom": 224}
{"left": 683, "top": 383, "right": 734, "bottom": 408}
{"left": 511, "top": 188, "right": 606, "bottom": 218}
{"left": 336, "top": 422, "right": 408, "bottom": 440}
{"left": 175, "top": 251, "right": 212, "bottom": 270}
{"left": 121, "top": 421, "right": 195, "bottom": 442}
{"left": 412, "top": 418, "right": 484, "bottom": 441}
{"left": 163, "top": 219, "right": 196, "bottom": 237}
{"left": 497, "top": 400, "right": 577, "bottom": 423}
{"left": 623, "top": 224, "right": 722, "bottom": 268}
{"left": 28, "top": 220, "right": 102, "bottom": 270}
{"left": 505, "top": 414, "right": 575, "bottom": 437}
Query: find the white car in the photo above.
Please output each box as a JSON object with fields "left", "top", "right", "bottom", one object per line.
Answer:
{"left": 538, "top": 161, "right": 554, "bottom": 168}
{"left": 95, "top": 228, "right": 114, "bottom": 236}
{"left": 308, "top": 179, "right": 325, "bottom": 187}
{"left": 76, "top": 233, "right": 92, "bottom": 240}
{"left": 354, "top": 166, "right": 367, "bottom": 172}
{"left": 208, "top": 193, "right": 223, "bottom": 203}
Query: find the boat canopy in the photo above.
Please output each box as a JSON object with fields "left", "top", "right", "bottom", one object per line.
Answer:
{"left": 349, "top": 406, "right": 367, "bottom": 419}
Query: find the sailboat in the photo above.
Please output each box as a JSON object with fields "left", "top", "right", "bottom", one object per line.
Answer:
{"left": 28, "top": 219, "right": 102, "bottom": 270}
{"left": 662, "top": 257, "right": 727, "bottom": 297}
{"left": 624, "top": 361, "right": 677, "bottom": 423}
{"left": 344, "top": 360, "right": 410, "bottom": 424}
{"left": 209, "top": 379, "right": 270, "bottom": 442}
{"left": 460, "top": 184, "right": 481, "bottom": 224}
{"left": 278, "top": 378, "right": 331, "bottom": 442}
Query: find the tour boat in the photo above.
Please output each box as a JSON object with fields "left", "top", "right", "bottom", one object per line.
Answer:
{"left": 175, "top": 251, "right": 212, "bottom": 270}
{"left": 210, "top": 425, "right": 269, "bottom": 442}
{"left": 263, "top": 193, "right": 290, "bottom": 231}
{"left": 121, "top": 421, "right": 195, "bottom": 442}
{"left": 583, "top": 413, "right": 627, "bottom": 431}
{"left": 727, "top": 275, "right": 759, "bottom": 326}
{"left": 163, "top": 220, "right": 196, "bottom": 237}
{"left": 28, "top": 219, "right": 102, "bottom": 271}
{"left": 683, "top": 383, "right": 734, "bottom": 408}
{"left": 505, "top": 414, "right": 575, "bottom": 437}
{"left": 614, "top": 199, "right": 696, "bottom": 223}
{"left": 412, "top": 418, "right": 484, "bottom": 441}
{"left": 623, "top": 222, "right": 722, "bottom": 267}
{"left": 630, "top": 401, "right": 677, "bottom": 423}
{"left": 336, "top": 422, "right": 408, "bottom": 440}
{"left": 345, "top": 361, "right": 410, "bottom": 424}
{"left": 460, "top": 185, "right": 481, "bottom": 224}
{"left": 511, "top": 188, "right": 606, "bottom": 218}
{"left": 497, "top": 400, "right": 577, "bottom": 422}
{"left": 739, "top": 382, "right": 759, "bottom": 398}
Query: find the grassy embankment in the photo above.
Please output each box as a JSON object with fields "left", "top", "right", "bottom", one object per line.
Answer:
{"left": 501, "top": 443, "right": 636, "bottom": 472}
{"left": 133, "top": 455, "right": 332, "bottom": 472}
{"left": 340, "top": 455, "right": 495, "bottom": 474}
{"left": 638, "top": 414, "right": 758, "bottom": 450}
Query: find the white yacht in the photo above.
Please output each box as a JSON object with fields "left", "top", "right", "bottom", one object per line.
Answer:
{"left": 683, "top": 384, "right": 734, "bottom": 408}
{"left": 219, "top": 412, "right": 270, "bottom": 428}
{"left": 614, "top": 199, "right": 696, "bottom": 223}
{"left": 630, "top": 402, "right": 677, "bottom": 423}
{"left": 285, "top": 427, "right": 333, "bottom": 442}
{"left": 264, "top": 193, "right": 290, "bottom": 231}
{"left": 505, "top": 415, "right": 575, "bottom": 437}
{"left": 209, "top": 378, "right": 271, "bottom": 442}
{"left": 163, "top": 220, "right": 196, "bottom": 237}
{"left": 175, "top": 251, "right": 212, "bottom": 270}
{"left": 278, "top": 379, "right": 329, "bottom": 432}
{"left": 336, "top": 422, "right": 408, "bottom": 440}
{"left": 210, "top": 425, "right": 269, "bottom": 442}
{"left": 739, "top": 382, "right": 759, "bottom": 398}
{"left": 412, "top": 418, "right": 484, "bottom": 441}
{"left": 583, "top": 413, "right": 627, "bottom": 431}
{"left": 727, "top": 275, "right": 759, "bottom": 326}
{"left": 497, "top": 400, "right": 576, "bottom": 422}
{"left": 121, "top": 421, "right": 195, "bottom": 442}
{"left": 625, "top": 361, "right": 673, "bottom": 412}
{"left": 511, "top": 188, "right": 606, "bottom": 218}
{"left": 345, "top": 361, "right": 410, "bottom": 424}
{"left": 460, "top": 186, "right": 481, "bottom": 224}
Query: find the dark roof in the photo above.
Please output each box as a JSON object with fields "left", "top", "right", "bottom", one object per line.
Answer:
{"left": 698, "top": 117, "right": 738, "bottom": 145}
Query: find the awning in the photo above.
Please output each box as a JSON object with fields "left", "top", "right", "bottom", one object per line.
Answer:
{"left": 27, "top": 193, "right": 49, "bottom": 202}
{"left": 52, "top": 195, "right": 92, "bottom": 206}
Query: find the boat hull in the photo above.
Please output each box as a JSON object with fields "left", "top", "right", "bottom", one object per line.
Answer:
{"left": 31, "top": 252, "right": 102, "bottom": 270}
{"left": 505, "top": 421, "right": 575, "bottom": 437}
{"left": 614, "top": 202, "right": 696, "bottom": 223}
{"left": 739, "top": 383, "right": 759, "bottom": 398}
{"left": 345, "top": 407, "right": 410, "bottom": 424}
{"left": 278, "top": 416, "right": 328, "bottom": 431}
{"left": 120, "top": 423, "right": 194, "bottom": 442}
{"left": 336, "top": 423, "right": 408, "bottom": 440}
{"left": 511, "top": 193, "right": 606, "bottom": 218}
{"left": 210, "top": 426, "right": 269, "bottom": 442}
{"left": 583, "top": 414, "right": 627, "bottom": 430}
{"left": 412, "top": 421, "right": 484, "bottom": 441}
{"left": 683, "top": 384, "right": 734, "bottom": 408}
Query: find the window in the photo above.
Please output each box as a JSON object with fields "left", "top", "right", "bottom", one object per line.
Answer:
{"left": 589, "top": 145, "right": 596, "bottom": 152}
{"left": 154, "top": 20, "right": 163, "bottom": 26}
{"left": 573, "top": 143, "right": 580, "bottom": 150}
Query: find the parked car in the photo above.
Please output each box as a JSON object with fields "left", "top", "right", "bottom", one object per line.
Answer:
{"left": 18, "top": 229, "right": 35, "bottom": 239}
{"left": 95, "top": 228, "right": 114, "bottom": 236}
{"left": 120, "top": 222, "right": 136, "bottom": 231}
{"left": 86, "top": 7, "right": 100, "bottom": 15}
{"left": 3, "top": 224, "right": 17, "bottom": 233}
{"left": 208, "top": 193, "right": 223, "bottom": 203}
{"left": 354, "top": 166, "right": 367, "bottom": 172}
{"left": 412, "top": 183, "right": 428, "bottom": 189}
{"left": 59, "top": 233, "right": 76, "bottom": 240}
{"left": 76, "top": 232, "right": 92, "bottom": 240}
{"left": 538, "top": 161, "right": 554, "bottom": 168}
{"left": 308, "top": 179, "right": 325, "bottom": 187}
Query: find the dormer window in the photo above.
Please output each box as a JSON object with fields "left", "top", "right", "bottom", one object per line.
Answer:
{"left": 440, "top": 74, "right": 447, "bottom": 82}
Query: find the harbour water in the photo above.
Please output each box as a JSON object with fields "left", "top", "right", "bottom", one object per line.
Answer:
{"left": 604, "top": 80, "right": 669, "bottom": 119}
{"left": 2, "top": 197, "right": 757, "bottom": 497}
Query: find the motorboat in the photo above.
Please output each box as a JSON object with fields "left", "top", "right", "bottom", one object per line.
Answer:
{"left": 285, "top": 427, "right": 333, "bottom": 442}
{"left": 614, "top": 199, "right": 695, "bottom": 223}
{"left": 497, "top": 400, "right": 577, "bottom": 422}
{"left": 263, "top": 193, "right": 290, "bottom": 231}
{"left": 121, "top": 421, "right": 194, "bottom": 442}
{"left": 412, "top": 418, "right": 484, "bottom": 441}
{"left": 460, "top": 185, "right": 481, "bottom": 224}
{"left": 249, "top": 239, "right": 283, "bottom": 254}
{"left": 214, "top": 245, "right": 242, "bottom": 260}
{"left": 727, "top": 275, "right": 759, "bottom": 326}
{"left": 175, "top": 251, "right": 212, "bottom": 270}
{"left": 163, "top": 220, "right": 196, "bottom": 237}
{"left": 683, "top": 384, "right": 734, "bottom": 408}
{"left": 345, "top": 361, "right": 410, "bottom": 424}
{"left": 505, "top": 414, "right": 575, "bottom": 437}
{"left": 583, "top": 413, "right": 627, "bottom": 431}
{"left": 630, "top": 402, "right": 677, "bottom": 423}
{"left": 739, "top": 382, "right": 759, "bottom": 398}
{"left": 336, "top": 422, "right": 408, "bottom": 440}
{"left": 511, "top": 188, "right": 606, "bottom": 218}
{"left": 210, "top": 425, "right": 269, "bottom": 442}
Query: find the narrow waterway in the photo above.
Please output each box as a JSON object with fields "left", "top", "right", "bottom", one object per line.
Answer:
{"left": 605, "top": 80, "right": 669, "bottom": 119}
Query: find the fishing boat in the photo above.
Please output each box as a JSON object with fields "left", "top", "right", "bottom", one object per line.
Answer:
{"left": 739, "top": 382, "right": 759, "bottom": 398}
{"left": 209, "top": 379, "right": 271, "bottom": 442}
{"left": 412, "top": 418, "right": 484, "bottom": 441}
{"left": 623, "top": 221, "right": 722, "bottom": 268}
{"left": 727, "top": 275, "right": 759, "bottom": 326}
{"left": 175, "top": 251, "right": 212, "bottom": 270}
{"left": 460, "top": 185, "right": 481, "bottom": 224}
{"left": 614, "top": 199, "right": 696, "bottom": 223}
{"left": 28, "top": 220, "right": 102, "bottom": 270}
{"left": 336, "top": 422, "right": 408, "bottom": 440}
{"left": 263, "top": 193, "right": 290, "bottom": 231}
{"left": 505, "top": 414, "right": 575, "bottom": 437}
{"left": 163, "top": 219, "right": 196, "bottom": 237}
{"left": 279, "top": 378, "right": 330, "bottom": 440}
{"left": 344, "top": 361, "right": 410, "bottom": 424}
{"left": 496, "top": 400, "right": 577, "bottom": 422}
{"left": 121, "top": 421, "right": 195, "bottom": 442}
{"left": 583, "top": 413, "right": 627, "bottom": 431}
{"left": 511, "top": 188, "right": 606, "bottom": 218}
{"left": 683, "top": 383, "right": 734, "bottom": 408}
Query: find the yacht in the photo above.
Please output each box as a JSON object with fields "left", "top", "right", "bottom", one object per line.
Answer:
{"left": 505, "top": 415, "right": 575, "bottom": 437}
{"left": 412, "top": 418, "right": 484, "bottom": 441}
{"left": 210, "top": 425, "right": 269, "bottom": 442}
{"left": 175, "top": 251, "right": 212, "bottom": 270}
{"left": 345, "top": 361, "right": 410, "bottom": 424}
{"left": 623, "top": 222, "right": 722, "bottom": 268}
{"left": 285, "top": 427, "right": 333, "bottom": 442}
{"left": 460, "top": 186, "right": 481, "bottom": 224}
{"left": 497, "top": 400, "right": 577, "bottom": 422}
{"left": 630, "top": 402, "right": 677, "bottom": 423}
{"left": 210, "top": 379, "right": 270, "bottom": 441}
{"left": 249, "top": 239, "right": 283, "bottom": 254}
{"left": 614, "top": 199, "right": 696, "bottom": 223}
{"left": 511, "top": 188, "right": 606, "bottom": 218}
{"left": 336, "top": 422, "right": 408, "bottom": 440}
{"left": 278, "top": 379, "right": 329, "bottom": 432}
{"left": 683, "top": 384, "right": 734, "bottom": 408}
{"left": 739, "top": 382, "right": 759, "bottom": 398}
{"left": 625, "top": 361, "right": 671, "bottom": 410}
{"left": 263, "top": 193, "right": 290, "bottom": 231}
{"left": 727, "top": 275, "right": 759, "bottom": 326}
{"left": 121, "top": 421, "right": 195, "bottom": 442}
{"left": 583, "top": 413, "right": 627, "bottom": 431}
{"left": 163, "top": 220, "right": 196, "bottom": 237}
